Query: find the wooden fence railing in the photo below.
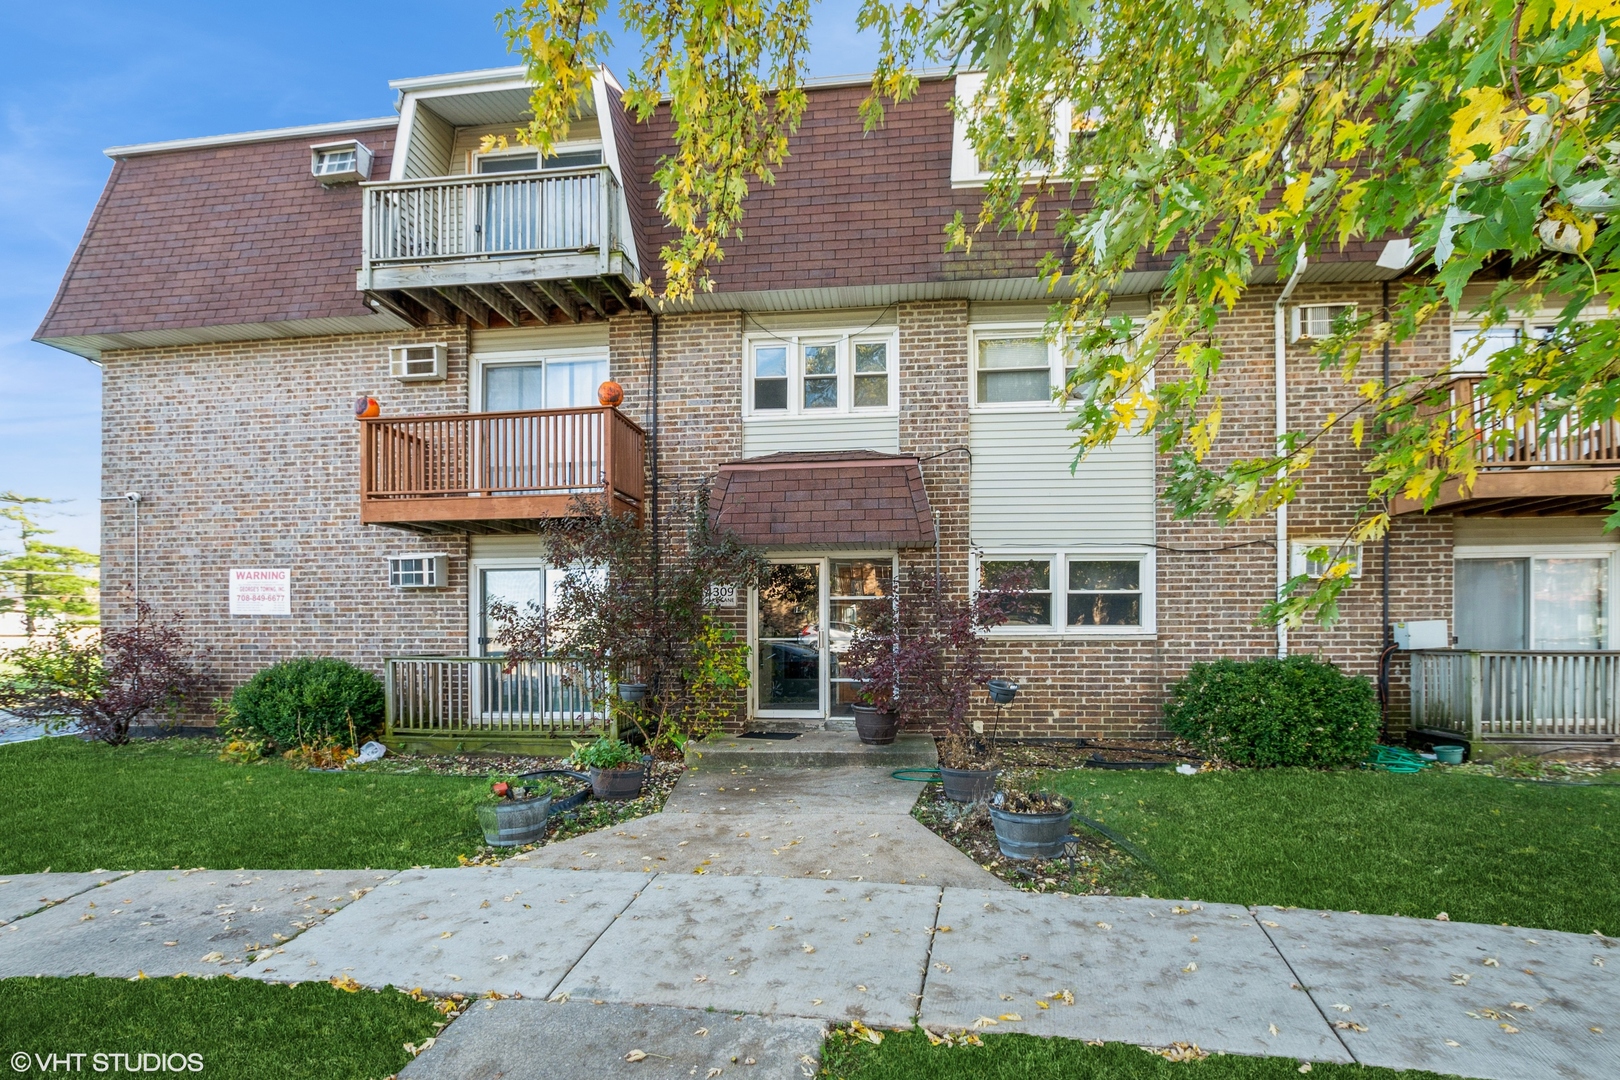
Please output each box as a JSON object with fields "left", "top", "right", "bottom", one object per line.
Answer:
{"left": 360, "top": 406, "right": 645, "bottom": 518}
{"left": 1410, "top": 649, "right": 1620, "bottom": 741}
{"left": 363, "top": 167, "right": 625, "bottom": 265}
{"left": 1450, "top": 377, "right": 1620, "bottom": 470}
{"left": 385, "top": 656, "right": 612, "bottom": 739}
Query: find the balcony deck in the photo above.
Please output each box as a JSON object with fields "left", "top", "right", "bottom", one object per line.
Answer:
{"left": 1411, "top": 649, "right": 1620, "bottom": 746}
{"left": 357, "top": 166, "right": 638, "bottom": 327}
{"left": 359, "top": 406, "right": 646, "bottom": 534}
{"left": 1392, "top": 377, "right": 1620, "bottom": 516}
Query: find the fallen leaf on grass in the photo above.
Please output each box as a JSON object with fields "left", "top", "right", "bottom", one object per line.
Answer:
{"left": 1147, "top": 1043, "right": 1208, "bottom": 1062}
{"left": 330, "top": 975, "right": 362, "bottom": 992}
{"left": 1298, "top": 1064, "right": 1312, "bottom": 1074}
{"left": 848, "top": 1020, "right": 884, "bottom": 1045}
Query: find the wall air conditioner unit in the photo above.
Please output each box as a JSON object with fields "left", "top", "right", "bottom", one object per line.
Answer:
{"left": 1290, "top": 540, "right": 1363, "bottom": 580}
{"left": 389, "top": 344, "right": 447, "bottom": 382}
{"left": 1290, "top": 303, "right": 1356, "bottom": 342}
{"left": 388, "top": 554, "right": 447, "bottom": 589}
{"left": 309, "top": 139, "right": 373, "bottom": 185}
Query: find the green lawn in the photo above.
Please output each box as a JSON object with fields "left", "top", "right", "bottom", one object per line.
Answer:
{"left": 0, "top": 737, "right": 490, "bottom": 872}
{"left": 1, "top": 976, "right": 442, "bottom": 1080}
{"left": 1045, "top": 767, "right": 1619, "bottom": 935}
{"left": 821, "top": 1030, "right": 1457, "bottom": 1079}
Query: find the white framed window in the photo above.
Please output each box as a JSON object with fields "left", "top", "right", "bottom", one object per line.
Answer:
{"left": 1454, "top": 545, "right": 1616, "bottom": 651}
{"left": 949, "top": 72, "right": 1075, "bottom": 187}
{"left": 1290, "top": 540, "right": 1364, "bottom": 580}
{"left": 969, "top": 327, "right": 1092, "bottom": 410}
{"left": 973, "top": 549, "right": 1155, "bottom": 636}
{"left": 474, "top": 347, "right": 609, "bottom": 412}
{"left": 743, "top": 330, "right": 898, "bottom": 418}
{"left": 1291, "top": 303, "right": 1357, "bottom": 342}
{"left": 474, "top": 142, "right": 604, "bottom": 175}
{"left": 1448, "top": 306, "right": 1606, "bottom": 374}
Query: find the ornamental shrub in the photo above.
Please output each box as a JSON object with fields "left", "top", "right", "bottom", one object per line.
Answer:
{"left": 1163, "top": 656, "right": 1380, "bottom": 768}
{"left": 230, "top": 658, "right": 384, "bottom": 750}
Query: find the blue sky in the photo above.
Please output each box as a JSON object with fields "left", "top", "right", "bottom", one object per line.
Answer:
{"left": 0, "top": 1, "right": 877, "bottom": 553}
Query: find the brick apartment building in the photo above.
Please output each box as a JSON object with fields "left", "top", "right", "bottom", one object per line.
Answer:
{"left": 34, "top": 65, "right": 1620, "bottom": 753}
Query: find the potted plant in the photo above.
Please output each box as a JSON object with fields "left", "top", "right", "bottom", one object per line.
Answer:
{"left": 477, "top": 774, "right": 558, "bottom": 847}
{"left": 571, "top": 735, "right": 648, "bottom": 799}
{"left": 843, "top": 565, "right": 1026, "bottom": 781}
{"left": 988, "top": 787, "right": 1075, "bottom": 860}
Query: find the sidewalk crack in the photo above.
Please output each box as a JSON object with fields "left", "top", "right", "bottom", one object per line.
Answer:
{"left": 540, "top": 872, "right": 660, "bottom": 1002}
{"left": 912, "top": 886, "right": 946, "bottom": 1025}
{"left": 1251, "top": 909, "right": 1357, "bottom": 1064}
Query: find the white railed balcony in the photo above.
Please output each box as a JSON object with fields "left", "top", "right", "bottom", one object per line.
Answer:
{"left": 1410, "top": 649, "right": 1620, "bottom": 742}
{"left": 357, "top": 166, "right": 636, "bottom": 297}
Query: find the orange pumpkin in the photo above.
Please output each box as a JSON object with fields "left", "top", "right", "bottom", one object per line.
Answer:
{"left": 597, "top": 380, "right": 625, "bottom": 408}
{"left": 354, "top": 396, "right": 380, "bottom": 419}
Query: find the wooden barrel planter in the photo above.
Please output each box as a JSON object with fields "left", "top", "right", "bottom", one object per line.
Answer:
{"left": 851, "top": 704, "right": 899, "bottom": 745}
{"left": 939, "top": 766, "right": 997, "bottom": 803}
{"left": 478, "top": 794, "right": 553, "bottom": 848}
{"left": 989, "top": 796, "right": 1074, "bottom": 860}
{"left": 590, "top": 755, "right": 653, "bottom": 800}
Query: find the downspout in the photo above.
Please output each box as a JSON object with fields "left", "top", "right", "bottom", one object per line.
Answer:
{"left": 649, "top": 314, "right": 660, "bottom": 593}
{"left": 1274, "top": 250, "right": 1307, "bottom": 659}
{"left": 1378, "top": 279, "right": 1397, "bottom": 730}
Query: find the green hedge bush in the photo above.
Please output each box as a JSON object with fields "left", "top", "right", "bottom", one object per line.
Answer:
{"left": 1163, "top": 656, "right": 1380, "bottom": 768}
{"left": 230, "top": 658, "right": 384, "bottom": 750}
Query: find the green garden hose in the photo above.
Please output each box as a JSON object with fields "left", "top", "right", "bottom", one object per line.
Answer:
{"left": 891, "top": 768, "right": 942, "bottom": 782}
{"left": 1363, "top": 744, "right": 1432, "bottom": 773}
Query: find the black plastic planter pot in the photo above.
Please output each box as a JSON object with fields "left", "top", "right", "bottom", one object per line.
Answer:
{"left": 989, "top": 798, "right": 1074, "bottom": 860}
{"left": 590, "top": 755, "right": 652, "bottom": 800}
{"left": 986, "top": 679, "right": 1018, "bottom": 705}
{"left": 477, "top": 795, "right": 553, "bottom": 847}
{"left": 939, "top": 766, "right": 997, "bottom": 803}
{"left": 618, "top": 683, "right": 648, "bottom": 703}
{"left": 850, "top": 705, "right": 899, "bottom": 745}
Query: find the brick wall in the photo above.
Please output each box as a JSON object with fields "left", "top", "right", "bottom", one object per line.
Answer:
{"left": 100, "top": 328, "right": 472, "bottom": 715}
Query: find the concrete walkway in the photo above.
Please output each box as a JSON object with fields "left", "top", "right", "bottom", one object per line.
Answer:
{"left": 510, "top": 761, "right": 1005, "bottom": 889}
{"left": 0, "top": 867, "right": 1614, "bottom": 1079}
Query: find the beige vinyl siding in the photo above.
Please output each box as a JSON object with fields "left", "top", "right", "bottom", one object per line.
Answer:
{"left": 403, "top": 107, "right": 454, "bottom": 179}
{"left": 970, "top": 410, "right": 1155, "bottom": 546}
{"left": 470, "top": 535, "right": 550, "bottom": 560}
{"left": 1454, "top": 517, "right": 1616, "bottom": 547}
{"left": 448, "top": 118, "right": 604, "bottom": 176}
{"left": 741, "top": 416, "right": 901, "bottom": 458}
{"left": 471, "top": 324, "right": 610, "bottom": 354}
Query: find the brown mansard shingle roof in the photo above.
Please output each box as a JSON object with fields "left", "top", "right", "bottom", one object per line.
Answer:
{"left": 36, "top": 125, "right": 397, "bottom": 342}
{"left": 710, "top": 451, "right": 936, "bottom": 549}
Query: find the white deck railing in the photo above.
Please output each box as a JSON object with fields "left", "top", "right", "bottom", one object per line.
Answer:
{"left": 385, "top": 656, "right": 610, "bottom": 740}
{"left": 1410, "top": 649, "right": 1620, "bottom": 741}
{"left": 362, "top": 167, "right": 627, "bottom": 267}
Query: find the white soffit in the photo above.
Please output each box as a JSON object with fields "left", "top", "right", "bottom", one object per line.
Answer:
{"left": 35, "top": 312, "right": 413, "bottom": 362}
{"left": 105, "top": 117, "right": 398, "bottom": 159}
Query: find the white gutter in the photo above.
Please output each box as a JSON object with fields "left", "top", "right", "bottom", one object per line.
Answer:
{"left": 105, "top": 117, "right": 398, "bottom": 159}
{"left": 1274, "top": 249, "right": 1307, "bottom": 659}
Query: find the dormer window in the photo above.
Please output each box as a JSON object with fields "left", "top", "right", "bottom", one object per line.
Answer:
{"left": 310, "top": 139, "right": 372, "bottom": 185}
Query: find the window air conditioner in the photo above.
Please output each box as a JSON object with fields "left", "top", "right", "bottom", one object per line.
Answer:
{"left": 389, "top": 344, "right": 447, "bottom": 382}
{"left": 388, "top": 554, "right": 447, "bottom": 589}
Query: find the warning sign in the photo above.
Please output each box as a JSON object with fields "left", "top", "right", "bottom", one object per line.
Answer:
{"left": 230, "top": 568, "right": 291, "bottom": 615}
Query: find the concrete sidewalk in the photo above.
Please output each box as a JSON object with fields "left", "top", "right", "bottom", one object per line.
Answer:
{"left": 1, "top": 867, "right": 1615, "bottom": 1080}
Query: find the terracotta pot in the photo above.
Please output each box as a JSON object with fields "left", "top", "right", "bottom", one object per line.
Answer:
{"left": 939, "top": 766, "right": 997, "bottom": 803}
{"left": 598, "top": 380, "right": 625, "bottom": 408}
{"left": 851, "top": 704, "right": 899, "bottom": 745}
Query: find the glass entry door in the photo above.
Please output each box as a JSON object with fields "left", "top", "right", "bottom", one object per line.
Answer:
{"left": 754, "top": 557, "right": 893, "bottom": 719}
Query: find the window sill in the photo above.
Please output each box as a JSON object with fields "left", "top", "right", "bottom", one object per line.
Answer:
{"left": 743, "top": 411, "right": 900, "bottom": 422}
{"left": 986, "top": 627, "right": 1156, "bottom": 641}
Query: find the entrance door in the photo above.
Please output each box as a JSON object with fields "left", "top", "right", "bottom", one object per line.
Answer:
{"left": 754, "top": 556, "right": 894, "bottom": 721}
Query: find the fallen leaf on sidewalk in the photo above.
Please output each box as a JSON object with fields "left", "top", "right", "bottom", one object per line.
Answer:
{"left": 1269, "top": 1024, "right": 1279, "bottom": 1036}
{"left": 625, "top": 1050, "right": 648, "bottom": 1062}
{"left": 480, "top": 900, "right": 490, "bottom": 909}
{"left": 200, "top": 952, "right": 224, "bottom": 963}
{"left": 972, "top": 1017, "right": 998, "bottom": 1028}
{"left": 1037, "top": 1001, "right": 1050, "bottom": 1010}
{"left": 802, "top": 943, "right": 815, "bottom": 953}
{"left": 1332, "top": 1004, "right": 1352, "bottom": 1012}
{"left": 1262, "top": 921, "right": 1280, "bottom": 928}
{"left": 999, "top": 994, "right": 1015, "bottom": 1001}
{"left": 1332, "top": 1021, "right": 1368, "bottom": 1032}
{"left": 693, "top": 974, "right": 709, "bottom": 983}
{"left": 1182, "top": 963, "right": 1198, "bottom": 973}
{"left": 1499, "top": 1023, "right": 1520, "bottom": 1034}
{"left": 1095, "top": 922, "right": 1111, "bottom": 930}
{"left": 1508, "top": 1002, "right": 1533, "bottom": 1011}
{"left": 1444, "top": 1040, "right": 1460, "bottom": 1047}
{"left": 1450, "top": 973, "right": 1470, "bottom": 985}
{"left": 330, "top": 975, "right": 362, "bottom": 992}
{"left": 999, "top": 1013, "right": 1022, "bottom": 1022}
{"left": 694, "top": 1028, "right": 709, "bottom": 1036}
{"left": 1049, "top": 989, "right": 1074, "bottom": 1005}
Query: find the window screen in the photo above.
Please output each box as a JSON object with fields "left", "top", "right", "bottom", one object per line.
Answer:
{"left": 1066, "top": 560, "right": 1141, "bottom": 626}
{"left": 754, "top": 346, "right": 789, "bottom": 411}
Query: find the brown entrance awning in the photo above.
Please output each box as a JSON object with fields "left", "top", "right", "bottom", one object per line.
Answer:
{"left": 710, "top": 451, "right": 936, "bottom": 548}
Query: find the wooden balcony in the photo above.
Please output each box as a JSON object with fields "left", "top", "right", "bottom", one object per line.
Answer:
{"left": 1393, "top": 377, "right": 1620, "bottom": 516}
{"left": 359, "top": 406, "right": 645, "bottom": 534}
{"left": 1411, "top": 649, "right": 1620, "bottom": 745}
{"left": 357, "top": 167, "right": 637, "bottom": 327}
